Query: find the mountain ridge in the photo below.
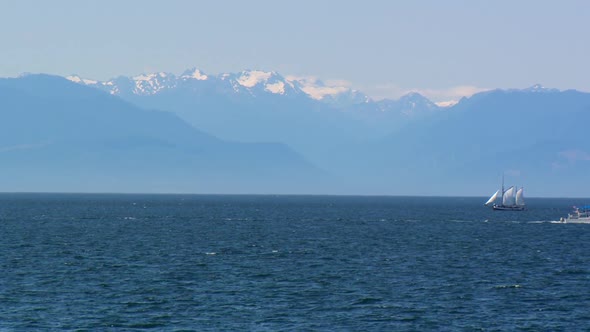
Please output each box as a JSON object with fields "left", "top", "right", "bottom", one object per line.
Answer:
{"left": 63, "top": 68, "right": 449, "bottom": 163}
{"left": 0, "top": 74, "right": 330, "bottom": 194}
{"left": 4, "top": 71, "right": 590, "bottom": 196}
{"left": 65, "top": 69, "right": 412, "bottom": 108}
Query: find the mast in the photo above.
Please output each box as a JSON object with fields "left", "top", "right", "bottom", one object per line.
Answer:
{"left": 501, "top": 173, "right": 505, "bottom": 206}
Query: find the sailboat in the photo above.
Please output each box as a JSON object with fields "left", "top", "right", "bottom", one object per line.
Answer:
{"left": 484, "top": 176, "right": 526, "bottom": 211}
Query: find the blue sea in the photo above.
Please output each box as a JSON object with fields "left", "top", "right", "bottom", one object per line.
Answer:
{"left": 1, "top": 194, "right": 589, "bottom": 330}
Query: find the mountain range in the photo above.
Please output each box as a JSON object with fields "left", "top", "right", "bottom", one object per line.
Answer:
{"left": 67, "top": 69, "right": 442, "bottom": 169}
{"left": 0, "top": 74, "right": 329, "bottom": 194}
{"left": 2, "top": 69, "right": 589, "bottom": 196}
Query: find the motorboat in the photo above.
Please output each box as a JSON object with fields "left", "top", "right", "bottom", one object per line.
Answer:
{"left": 560, "top": 205, "right": 590, "bottom": 223}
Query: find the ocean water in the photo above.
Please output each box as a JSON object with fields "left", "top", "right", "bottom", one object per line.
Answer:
{"left": 1, "top": 194, "right": 589, "bottom": 331}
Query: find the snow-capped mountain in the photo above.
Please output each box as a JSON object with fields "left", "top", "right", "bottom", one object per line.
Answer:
{"left": 6, "top": 72, "right": 590, "bottom": 196}
{"left": 223, "top": 70, "right": 304, "bottom": 97}
{"left": 68, "top": 72, "right": 178, "bottom": 96}
{"left": 520, "top": 83, "right": 560, "bottom": 93}
{"left": 180, "top": 68, "right": 209, "bottom": 81}
{"left": 64, "top": 68, "right": 447, "bottom": 156}
{"left": 67, "top": 68, "right": 370, "bottom": 106}
{"left": 285, "top": 76, "right": 371, "bottom": 105}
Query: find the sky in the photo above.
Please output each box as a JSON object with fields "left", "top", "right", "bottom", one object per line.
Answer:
{"left": 1, "top": 0, "right": 589, "bottom": 102}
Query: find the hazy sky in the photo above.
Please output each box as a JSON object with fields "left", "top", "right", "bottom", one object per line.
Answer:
{"left": 1, "top": 0, "right": 588, "bottom": 101}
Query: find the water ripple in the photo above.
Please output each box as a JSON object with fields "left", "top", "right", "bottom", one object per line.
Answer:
{"left": 0, "top": 194, "right": 589, "bottom": 330}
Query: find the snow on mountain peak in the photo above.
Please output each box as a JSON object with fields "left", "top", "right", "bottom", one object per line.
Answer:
{"left": 132, "top": 72, "right": 168, "bottom": 81}
{"left": 302, "top": 85, "right": 348, "bottom": 100}
{"left": 236, "top": 70, "right": 274, "bottom": 88}
{"left": 63, "top": 68, "right": 370, "bottom": 104}
{"left": 520, "top": 83, "right": 559, "bottom": 92}
{"left": 234, "top": 70, "right": 290, "bottom": 95}
{"left": 284, "top": 76, "right": 371, "bottom": 105}
{"left": 66, "top": 75, "right": 97, "bottom": 85}
{"left": 125, "top": 72, "right": 177, "bottom": 95}
{"left": 265, "top": 81, "right": 286, "bottom": 94}
{"left": 285, "top": 76, "right": 349, "bottom": 100}
{"left": 65, "top": 75, "right": 82, "bottom": 83}
{"left": 180, "top": 68, "right": 208, "bottom": 80}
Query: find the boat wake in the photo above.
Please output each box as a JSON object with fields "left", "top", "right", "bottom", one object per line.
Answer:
{"left": 549, "top": 220, "right": 566, "bottom": 224}
{"left": 527, "top": 220, "right": 558, "bottom": 224}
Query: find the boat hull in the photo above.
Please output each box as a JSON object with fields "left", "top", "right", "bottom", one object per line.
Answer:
{"left": 564, "top": 219, "right": 590, "bottom": 224}
{"left": 492, "top": 205, "right": 525, "bottom": 211}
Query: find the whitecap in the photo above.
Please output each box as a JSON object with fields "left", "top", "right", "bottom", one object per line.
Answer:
{"left": 494, "top": 284, "right": 522, "bottom": 289}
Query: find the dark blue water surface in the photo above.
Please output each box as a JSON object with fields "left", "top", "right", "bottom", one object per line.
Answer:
{"left": 1, "top": 194, "right": 590, "bottom": 330}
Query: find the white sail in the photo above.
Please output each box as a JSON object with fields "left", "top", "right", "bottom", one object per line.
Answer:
{"left": 515, "top": 187, "right": 525, "bottom": 206}
{"left": 502, "top": 186, "right": 516, "bottom": 206}
{"left": 485, "top": 189, "right": 500, "bottom": 205}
